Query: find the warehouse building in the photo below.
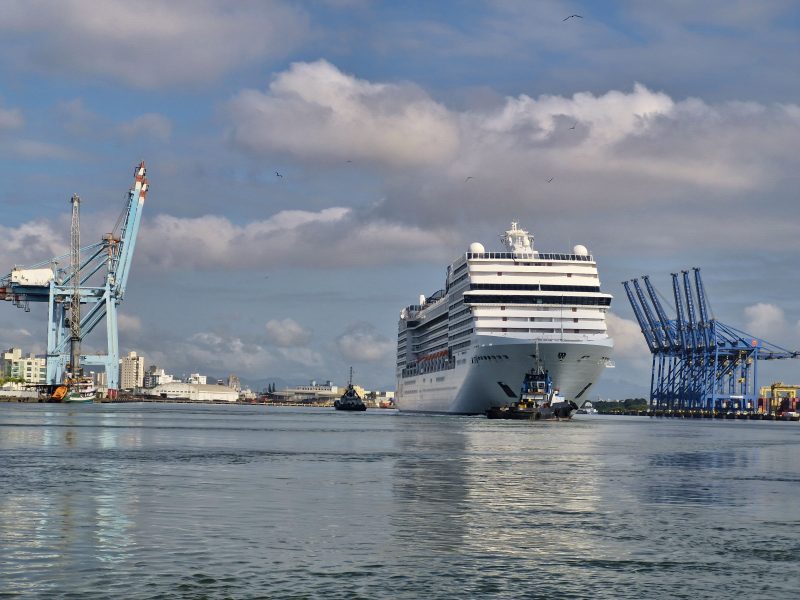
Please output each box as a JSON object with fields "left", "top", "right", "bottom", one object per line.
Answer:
{"left": 150, "top": 382, "right": 239, "bottom": 402}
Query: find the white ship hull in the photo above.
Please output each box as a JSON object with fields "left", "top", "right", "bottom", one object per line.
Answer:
{"left": 397, "top": 336, "right": 613, "bottom": 414}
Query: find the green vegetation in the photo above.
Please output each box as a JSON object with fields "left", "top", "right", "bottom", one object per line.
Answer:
{"left": 0, "top": 376, "right": 26, "bottom": 386}
{"left": 593, "top": 398, "right": 648, "bottom": 414}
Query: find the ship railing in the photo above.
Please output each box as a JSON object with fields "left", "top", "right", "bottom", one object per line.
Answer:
{"left": 467, "top": 252, "right": 593, "bottom": 261}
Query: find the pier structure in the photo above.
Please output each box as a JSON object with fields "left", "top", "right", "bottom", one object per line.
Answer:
{"left": 623, "top": 268, "right": 798, "bottom": 414}
{"left": 0, "top": 162, "right": 149, "bottom": 398}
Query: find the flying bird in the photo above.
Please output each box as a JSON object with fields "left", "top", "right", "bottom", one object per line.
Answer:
{"left": 346, "top": 160, "right": 353, "bottom": 163}
{"left": 547, "top": 177, "right": 554, "bottom": 183}
{"left": 563, "top": 14, "right": 583, "bottom": 21}
{"left": 569, "top": 122, "right": 577, "bottom": 130}
{"left": 465, "top": 176, "right": 474, "bottom": 182}
{"left": 275, "top": 171, "right": 283, "bottom": 178}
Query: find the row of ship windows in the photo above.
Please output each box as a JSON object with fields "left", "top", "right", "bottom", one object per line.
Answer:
{"left": 448, "top": 328, "right": 474, "bottom": 340}
{"left": 448, "top": 316, "right": 473, "bottom": 330}
{"left": 465, "top": 295, "right": 612, "bottom": 306}
{"left": 449, "top": 307, "right": 471, "bottom": 321}
{"left": 412, "top": 333, "right": 448, "bottom": 344}
{"left": 469, "top": 283, "right": 601, "bottom": 293}
{"left": 452, "top": 262, "right": 469, "bottom": 277}
{"left": 480, "top": 316, "right": 604, "bottom": 323}
{"left": 476, "top": 327, "right": 606, "bottom": 334}
{"left": 448, "top": 298, "right": 465, "bottom": 311}
{"left": 449, "top": 272, "right": 470, "bottom": 287}
{"left": 473, "top": 354, "right": 510, "bottom": 362}
{"left": 412, "top": 342, "right": 448, "bottom": 353}
{"left": 453, "top": 272, "right": 600, "bottom": 288}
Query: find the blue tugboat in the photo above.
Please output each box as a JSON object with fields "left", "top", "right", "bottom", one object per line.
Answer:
{"left": 334, "top": 367, "right": 367, "bottom": 411}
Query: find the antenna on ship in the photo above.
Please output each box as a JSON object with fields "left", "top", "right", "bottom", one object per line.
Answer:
{"left": 348, "top": 366, "right": 353, "bottom": 388}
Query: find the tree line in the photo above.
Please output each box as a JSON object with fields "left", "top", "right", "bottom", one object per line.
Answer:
{"left": 592, "top": 398, "right": 649, "bottom": 413}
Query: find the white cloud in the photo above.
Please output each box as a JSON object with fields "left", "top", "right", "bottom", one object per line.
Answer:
{"left": 0, "top": 0, "right": 309, "bottom": 88}
{"left": 225, "top": 60, "right": 800, "bottom": 192}
{"left": 744, "top": 303, "right": 787, "bottom": 340}
{"left": 265, "top": 318, "right": 311, "bottom": 347}
{"left": 0, "top": 220, "right": 66, "bottom": 269}
{"left": 137, "top": 207, "right": 456, "bottom": 270}
{"left": 117, "top": 313, "right": 142, "bottom": 334}
{"left": 227, "top": 59, "right": 460, "bottom": 167}
{"left": 606, "top": 312, "right": 650, "bottom": 368}
{"left": 453, "top": 83, "right": 788, "bottom": 192}
{"left": 118, "top": 113, "right": 172, "bottom": 142}
{"left": 181, "top": 331, "right": 274, "bottom": 374}
{"left": 225, "top": 63, "right": 800, "bottom": 246}
{"left": 0, "top": 327, "right": 32, "bottom": 341}
{"left": 9, "top": 140, "right": 78, "bottom": 160}
{"left": 335, "top": 323, "right": 394, "bottom": 363}
{"left": 276, "top": 347, "right": 323, "bottom": 368}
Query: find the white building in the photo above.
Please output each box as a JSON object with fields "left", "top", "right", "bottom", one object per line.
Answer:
{"left": 187, "top": 373, "right": 207, "bottom": 385}
{"left": 92, "top": 370, "right": 108, "bottom": 396}
{"left": 144, "top": 366, "right": 174, "bottom": 389}
{"left": 272, "top": 380, "right": 369, "bottom": 403}
{"left": 2, "top": 347, "right": 47, "bottom": 384}
{"left": 150, "top": 382, "right": 239, "bottom": 402}
{"left": 119, "top": 351, "right": 145, "bottom": 390}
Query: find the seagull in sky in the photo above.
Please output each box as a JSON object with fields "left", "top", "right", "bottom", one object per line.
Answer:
{"left": 275, "top": 171, "right": 283, "bottom": 178}
{"left": 346, "top": 160, "right": 353, "bottom": 163}
{"left": 563, "top": 14, "right": 583, "bottom": 21}
{"left": 465, "top": 176, "right": 474, "bottom": 182}
{"left": 569, "top": 122, "right": 577, "bottom": 130}
{"left": 547, "top": 177, "right": 554, "bottom": 183}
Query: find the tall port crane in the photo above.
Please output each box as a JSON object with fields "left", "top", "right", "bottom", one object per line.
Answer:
{"left": 623, "top": 268, "right": 799, "bottom": 413}
{"left": 0, "top": 162, "right": 149, "bottom": 398}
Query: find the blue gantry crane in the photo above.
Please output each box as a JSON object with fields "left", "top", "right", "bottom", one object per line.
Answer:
{"left": 623, "top": 268, "right": 799, "bottom": 414}
{"left": 0, "top": 162, "right": 149, "bottom": 398}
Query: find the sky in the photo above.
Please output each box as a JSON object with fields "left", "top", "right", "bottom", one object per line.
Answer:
{"left": 1, "top": 0, "right": 799, "bottom": 395}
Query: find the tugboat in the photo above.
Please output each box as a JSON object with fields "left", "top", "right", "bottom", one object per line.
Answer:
{"left": 334, "top": 367, "right": 367, "bottom": 412}
{"left": 486, "top": 362, "right": 577, "bottom": 420}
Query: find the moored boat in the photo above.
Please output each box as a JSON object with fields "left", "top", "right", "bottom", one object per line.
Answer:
{"left": 51, "top": 376, "right": 96, "bottom": 403}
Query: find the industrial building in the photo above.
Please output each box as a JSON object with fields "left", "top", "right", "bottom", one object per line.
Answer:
{"left": 149, "top": 382, "right": 239, "bottom": 402}
{"left": 270, "top": 380, "right": 394, "bottom": 405}
{"left": 759, "top": 382, "right": 800, "bottom": 413}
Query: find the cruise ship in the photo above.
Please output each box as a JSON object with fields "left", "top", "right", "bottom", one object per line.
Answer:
{"left": 395, "top": 222, "right": 614, "bottom": 414}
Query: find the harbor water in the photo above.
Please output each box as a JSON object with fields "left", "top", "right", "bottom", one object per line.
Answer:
{"left": 1, "top": 404, "right": 798, "bottom": 599}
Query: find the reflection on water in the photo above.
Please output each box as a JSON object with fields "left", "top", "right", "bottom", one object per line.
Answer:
{"left": 1, "top": 405, "right": 799, "bottom": 599}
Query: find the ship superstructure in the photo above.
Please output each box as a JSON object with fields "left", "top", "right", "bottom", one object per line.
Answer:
{"left": 396, "top": 222, "right": 614, "bottom": 413}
